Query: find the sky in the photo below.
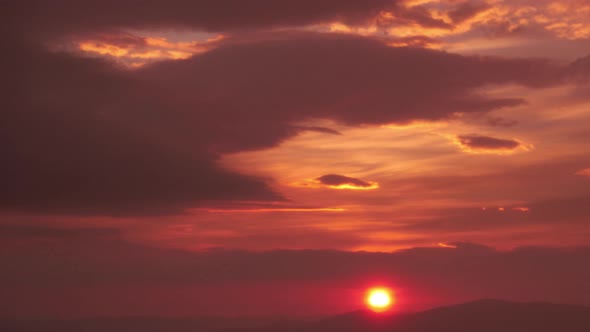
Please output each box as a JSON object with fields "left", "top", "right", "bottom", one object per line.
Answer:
{"left": 2, "top": 0, "right": 590, "bottom": 318}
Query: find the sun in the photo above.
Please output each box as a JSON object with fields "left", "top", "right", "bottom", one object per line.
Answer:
{"left": 366, "top": 287, "right": 394, "bottom": 312}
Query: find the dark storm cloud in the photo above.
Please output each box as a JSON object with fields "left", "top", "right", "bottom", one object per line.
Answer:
{"left": 316, "top": 174, "right": 373, "bottom": 188}
{"left": 0, "top": 28, "right": 566, "bottom": 215}
{"left": 139, "top": 32, "right": 561, "bottom": 127}
{"left": 457, "top": 134, "right": 521, "bottom": 150}
{"left": 0, "top": 40, "right": 282, "bottom": 215}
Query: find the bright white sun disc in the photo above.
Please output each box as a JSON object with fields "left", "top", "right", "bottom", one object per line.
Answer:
{"left": 366, "top": 288, "right": 393, "bottom": 311}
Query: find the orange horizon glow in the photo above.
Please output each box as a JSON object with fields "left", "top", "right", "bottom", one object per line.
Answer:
{"left": 289, "top": 179, "right": 379, "bottom": 190}
{"left": 513, "top": 207, "right": 531, "bottom": 212}
{"left": 321, "top": 183, "right": 379, "bottom": 190}
{"left": 203, "top": 207, "right": 346, "bottom": 213}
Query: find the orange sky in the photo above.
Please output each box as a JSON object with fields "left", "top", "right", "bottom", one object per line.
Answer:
{"left": 2, "top": 0, "right": 590, "bottom": 318}
{"left": 45, "top": 0, "right": 590, "bottom": 252}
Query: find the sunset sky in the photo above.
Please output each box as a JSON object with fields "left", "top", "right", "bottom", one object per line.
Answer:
{"left": 2, "top": 0, "right": 590, "bottom": 319}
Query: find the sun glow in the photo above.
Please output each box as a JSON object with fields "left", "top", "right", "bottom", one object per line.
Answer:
{"left": 366, "top": 288, "right": 394, "bottom": 312}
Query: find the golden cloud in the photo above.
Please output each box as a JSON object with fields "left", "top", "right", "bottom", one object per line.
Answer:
{"left": 319, "top": 0, "right": 590, "bottom": 51}
{"left": 76, "top": 33, "right": 224, "bottom": 67}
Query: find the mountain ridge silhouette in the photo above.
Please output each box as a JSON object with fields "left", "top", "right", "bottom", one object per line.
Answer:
{"left": 2, "top": 299, "right": 590, "bottom": 332}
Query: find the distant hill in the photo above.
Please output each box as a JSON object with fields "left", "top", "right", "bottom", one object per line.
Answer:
{"left": 3, "top": 300, "right": 590, "bottom": 332}
{"left": 221, "top": 299, "right": 590, "bottom": 332}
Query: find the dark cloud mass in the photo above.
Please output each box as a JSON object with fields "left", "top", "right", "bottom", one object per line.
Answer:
{"left": 6, "top": 0, "right": 490, "bottom": 39}
{"left": 140, "top": 32, "right": 561, "bottom": 127}
{"left": 9, "top": 0, "right": 399, "bottom": 36}
{"left": 316, "top": 174, "right": 373, "bottom": 188}
{"left": 0, "top": 40, "right": 282, "bottom": 215}
{"left": 0, "top": 30, "right": 565, "bottom": 214}
{"left": 457, "top": 134, "right": 521, "bottom": 150}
